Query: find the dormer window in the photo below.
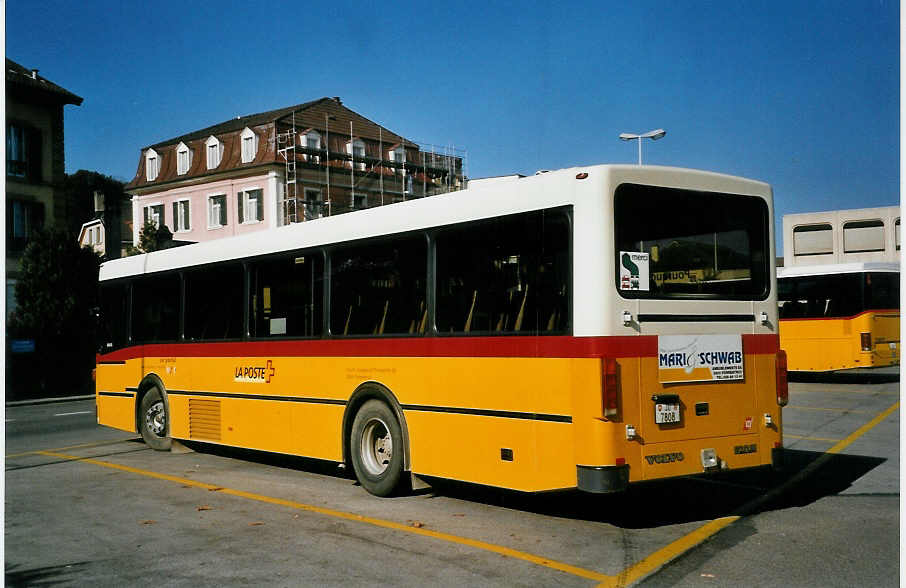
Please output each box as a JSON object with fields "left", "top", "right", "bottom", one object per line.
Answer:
{"left": 347, "top": 138, "right": 366, "bottom": 171}
{"left": 176, "top": 142, "right": 192, "bottom": 175}
{"left": 206, "top": 136, "right": 224, "bottom": 169}
{"left": 145, "top": 148, "right": 160, "bottom": 181}
{"left": 389, "top": 146, "right": 406, "bottom": 175}
{"left": 302, "top": 131, "right": 321, "bottom": 163}
{"left": 241, "top": 127, "right": 258, "bottom": 164}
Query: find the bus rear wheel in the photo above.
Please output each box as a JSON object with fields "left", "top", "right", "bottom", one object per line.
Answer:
{"left": 139, "top": 386, "right": 172, "bottom": 451}
{"left": 350, "top": 399, "right": 407, "bottom": 497}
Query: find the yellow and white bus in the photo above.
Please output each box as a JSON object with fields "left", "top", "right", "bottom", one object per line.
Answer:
{"left": 96, "top": 164, "right": 786, "bottom": 496}
{"left": 777, "top": 262, "right": 900, "bottom": 371}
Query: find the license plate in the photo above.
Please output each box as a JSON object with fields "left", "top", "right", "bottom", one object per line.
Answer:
{"left": 655, "top": 403, "right": 681, "bottom": 424}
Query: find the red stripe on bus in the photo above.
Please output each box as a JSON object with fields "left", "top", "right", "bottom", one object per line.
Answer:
{"left": 778, "top": 308, "right": 900, "bottom": 322}
{"left": 97, "top": 334, "right": 778, "bottom": 362}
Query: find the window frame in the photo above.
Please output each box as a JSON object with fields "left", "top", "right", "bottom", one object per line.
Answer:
{"left": 206, "top": 136, "right": 224, "bottom": 170}
{"left": 207, "top": 194, "right": 228, "bottom": 229}
{"left": 240, "top": 127, "right": 258, "bottom": 164}
{"left": 176, "top": 142, "right": 192, "bottom": 175}
{"left": 173, "top": 199, "right": 191, "bottom": 232}
{"left": 145, "top": 148, "right": 160, "bottom": 181}
{"left": 238, "top": 187, "right": 264, "bottom": 224}
{"left": 143, "top": 202, "right": 164, "bottom": 228}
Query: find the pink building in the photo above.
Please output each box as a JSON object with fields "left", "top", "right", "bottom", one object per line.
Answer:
{"left": 126, "top": 97, "right": 465, "bottom": 245}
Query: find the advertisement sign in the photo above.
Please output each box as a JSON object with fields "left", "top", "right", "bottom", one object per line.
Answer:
{"left": 619, "top": 251, "right": 650, "bottom": 291}
{"left": 657, "top": 334, "right": 744, "bottom": 383}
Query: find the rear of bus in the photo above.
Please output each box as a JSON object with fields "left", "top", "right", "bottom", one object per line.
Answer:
{"left": 576, "top": 167, "right": 784, "bottom": 492}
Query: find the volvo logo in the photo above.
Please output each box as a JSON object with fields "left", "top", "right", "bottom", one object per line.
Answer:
{"left": 645, "top": 452, "right": 684, "bottom": 465}
{"left": 734, "top": 444, "right": 757, "bottom": 455}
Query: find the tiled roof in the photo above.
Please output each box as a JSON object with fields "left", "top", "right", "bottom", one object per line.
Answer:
{"left": 6, "top": 58, "right": 83, "bottom": 105}
{"left": 147, "top": 98, "right": 325, "bottom": 149}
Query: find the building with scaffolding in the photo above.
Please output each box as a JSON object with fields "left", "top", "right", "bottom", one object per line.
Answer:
{"left": 125, "top": 97, "right": 466, "bottom": 244}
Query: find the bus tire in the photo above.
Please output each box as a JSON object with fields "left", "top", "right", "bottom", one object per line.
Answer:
{"left": 350, "top": 399, "right": 408, "bottom": 497}
{"left": 139, "top": 386, "right": 172, "bottom": 451}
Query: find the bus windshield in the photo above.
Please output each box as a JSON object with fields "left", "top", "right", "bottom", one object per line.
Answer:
{"left": 614, "top": 183, "right": 770, "bottom": 299}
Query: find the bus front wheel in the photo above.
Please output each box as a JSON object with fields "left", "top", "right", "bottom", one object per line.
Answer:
{"left": 139, "top": 386, "right": 172, "bottom": 451}
{"left": 350, "top": 399, "right": 408, "bottom": 497}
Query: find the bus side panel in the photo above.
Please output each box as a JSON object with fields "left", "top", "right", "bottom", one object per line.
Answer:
{"left": 780, "top": 319, "right": 858, "bottom": 371}
{"left": 96, "top": 357, "right": 142, "bottom": 433}
{"left": 400, "top": 357, "right": 576, "bottom": 492}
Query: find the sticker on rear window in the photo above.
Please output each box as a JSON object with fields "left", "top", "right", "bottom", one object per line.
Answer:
{"left": 620, "top": 251, "right": 650, "bottom": 291}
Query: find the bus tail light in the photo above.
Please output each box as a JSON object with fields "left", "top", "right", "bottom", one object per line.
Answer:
{"left": 602, "top": 357, "right": 619, "bottom": 418}
{"left": 776, "top": 350, "right": 789, "bottom": 407}
{"left": 860, "top": 332, "right": 872, "bottom": 351}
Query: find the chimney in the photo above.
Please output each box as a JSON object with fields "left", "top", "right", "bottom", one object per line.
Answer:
{"left": 334, "top": 96, "right": 342, "bottom": 104}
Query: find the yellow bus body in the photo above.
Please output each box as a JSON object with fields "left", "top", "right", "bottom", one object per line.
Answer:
{"left": 779, "top": 310, "right": 900, "bottom": 371}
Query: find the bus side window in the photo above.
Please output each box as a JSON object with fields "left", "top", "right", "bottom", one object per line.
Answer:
{"left": 98, "top": 282, "right": 129, "bottom": 351}
{"left": 329, "top": 237, "right": 426, "bottom": 336}
{"left": 435, "top": 208, "right": 570, "bottom": 335}
{"left": 249, "top": 253, "right": 324, "bottom": 338}
{"left": 132, "top": 274, "right": 180, "bottom": 343}
{"left": 184, "top": 264, "right": 244, "bottom": 341}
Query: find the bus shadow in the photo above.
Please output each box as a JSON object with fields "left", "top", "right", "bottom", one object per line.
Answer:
{"left": 179, "top": 442, "right": 885, "bottom": 529}
{"left": 423, "top": 449, "right": 886, "bottom": 528}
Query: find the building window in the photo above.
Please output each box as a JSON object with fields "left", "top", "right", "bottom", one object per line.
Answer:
{"left": 896, "top": 218, "right": 901, "bottom": 251}
{"left": 7, "top": 200, "right": 44, "bottom": 250}
{"left": 208, "top": 194, "right": 227, "bottom": 228}
{"left": 173, "top": 200, "right": 191, "bottom": 232}
{"left": 241, "top": 127, "right": 258, "bottom": 164}
{"left": 176, "top": 142, "right": 192, "bottom": 175}
{"left": 303, "top": 131, "right": 321, "bottom": 163}
{"left": 143, "top": 203, "right": 164, "bottom": 228}
{"left": 145, "top": 149, "right": 160, "bottom": 181}
{"left": 206, "top": 136, "right": 224, "bottom": 169}
{"left": 389, "top": 146, "right": 405, "bottom": 175}
{"left": 347, "top": 138, "right": 366, "bottom": 170}
{"left": 793, "top": 223, "right": 833, "bottom": 257}
{"left": 304, "top": 188, "right": 322, "bottom": 220}
{"left": 238, "top": 189, "right": 263, "bottom": 223}
{"left": 843, "top": 219, "right": 884, "bottom": 253}
{"left": 6, "top": 124, "right": 39, "bottom": 180}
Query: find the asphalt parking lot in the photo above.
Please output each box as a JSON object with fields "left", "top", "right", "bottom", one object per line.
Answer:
{"left": 5, "top": 374, "right": 899, "bottom": 587}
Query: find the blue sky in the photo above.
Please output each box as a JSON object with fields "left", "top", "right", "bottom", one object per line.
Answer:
{"left": 6, "top": 1, "right": 899, "bottom": 250}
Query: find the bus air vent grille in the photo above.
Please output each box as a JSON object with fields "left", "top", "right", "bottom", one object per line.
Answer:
{"left": 189, "top": 399, "right": 222, "bottom": 441}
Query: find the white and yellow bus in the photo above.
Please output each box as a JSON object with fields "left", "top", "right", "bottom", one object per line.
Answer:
{"left": 778, "top": 262, "right": 900, "bottom": 371}
{"left": 96, "top": 164, "right": 786, "bottom": 496}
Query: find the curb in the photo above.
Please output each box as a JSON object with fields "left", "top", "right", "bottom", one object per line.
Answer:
{"left": 6, "top": 395, "right": 95, "bottom": 407}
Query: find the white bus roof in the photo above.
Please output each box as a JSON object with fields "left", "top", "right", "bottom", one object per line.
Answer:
{"left": 777, "top": 261, "right": 900, "bottom": 279}
{"left": 101, "top": 164, "right": 772, "bottom": 282}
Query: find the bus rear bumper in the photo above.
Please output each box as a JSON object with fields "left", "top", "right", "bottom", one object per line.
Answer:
{"left": 577, "top": 464, "right": 630, "bottom": 493}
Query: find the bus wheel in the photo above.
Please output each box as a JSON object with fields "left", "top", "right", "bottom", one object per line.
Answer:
{"left": 350, "top": 400, "right": 407, "bottom": 497}
{"left": 139, "top": 386, "right": 172, "bottom": 451}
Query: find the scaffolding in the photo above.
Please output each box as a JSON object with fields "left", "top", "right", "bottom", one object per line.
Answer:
{"left": 276, "top": 110, "right": 467, "bottom": 225}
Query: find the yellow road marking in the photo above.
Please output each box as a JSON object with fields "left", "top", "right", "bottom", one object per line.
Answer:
{"left": 786, "top": 406, "right": 875, "bottom": 414}
{"left": 826, "top": 401, "right": 899, "bottom": 455}
{"left": 598, "top": 399, "right": 900, "bottom": 587}
{"left": 784, "top": 434, "right": 842, "bottom": 442}
{"left": 6, "top": 437, "right": 138, "bottom": 459}
{"left": 36, "top": 450, "right": 610, "bottom": 583}
{"left": 598, "top": 517, "right": 739, "bottom": 588}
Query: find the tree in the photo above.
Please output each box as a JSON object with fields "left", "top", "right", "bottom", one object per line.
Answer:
{"left": 62, "top": 169, "right": 127, "bottom": 238}
{"left": 7, "top": 229, "right": 100, "bottom": 398}
{"left": 126, "top": 220, "right": 173, "bottom": 256}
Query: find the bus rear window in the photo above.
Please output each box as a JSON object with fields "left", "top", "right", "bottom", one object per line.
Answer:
{"left": 614, "top": 183, "right": 769, "bottom": 299}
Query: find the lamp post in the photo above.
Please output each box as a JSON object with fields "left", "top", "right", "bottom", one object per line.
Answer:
{"left": 619, "top": 129, "right": 666, "bottom": 165}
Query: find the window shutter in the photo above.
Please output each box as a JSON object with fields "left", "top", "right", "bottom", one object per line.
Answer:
{"left": 172, "top": 203, "right": 179, "bottom": 230}
{"left": 238, "top": 193, "right": 244, "bottom": 224}
{"left": 257, "top": 192, "right": 264, "bottom": 221}
{"left": 220, "top": 197, "right": 227, "bottom": 226}
{"left": 27, "top": 127, "right": 42, "bottom": 181}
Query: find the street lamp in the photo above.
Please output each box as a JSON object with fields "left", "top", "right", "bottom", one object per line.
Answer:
{"left": 619, "top": 129, "right": 666, "bottom": 165}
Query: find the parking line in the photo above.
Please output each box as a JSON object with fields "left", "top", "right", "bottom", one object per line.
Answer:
{"left": 36, "top": 450, "right": 610, "bottom": 583}
{"left": 786, "top": 406, "right": 875, "bottom": 414}
{"left": 784, "top": 434, "right": 842, "bottom": 442}
{"left": 597, "top": 399, "right": 900, "bottom": 587}
{"left": 6, "top": 437, "right": 138, "bottom": 459}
